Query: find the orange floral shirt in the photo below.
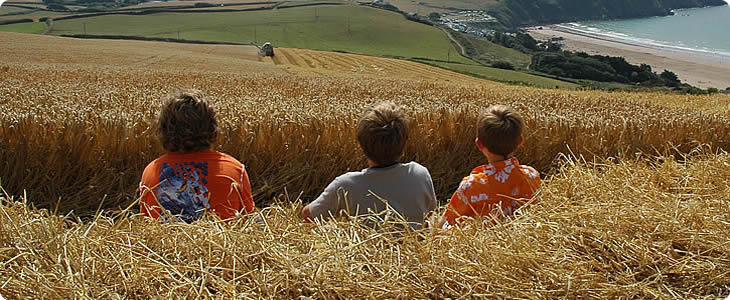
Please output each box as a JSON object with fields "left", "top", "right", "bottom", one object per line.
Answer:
{"left": 443, "top": 157, "right": 540, "bottom": 226}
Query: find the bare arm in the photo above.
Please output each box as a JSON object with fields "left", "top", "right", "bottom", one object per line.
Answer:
{"left": 437, "top": 214, "right": 448, "bottom": 229}
{"left": 301, "top": 204, "right": 314, "bottom": 222}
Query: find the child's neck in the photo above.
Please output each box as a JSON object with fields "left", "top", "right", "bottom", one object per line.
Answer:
{"left": 485, "top": 152, "right": 512, "bottom": 165}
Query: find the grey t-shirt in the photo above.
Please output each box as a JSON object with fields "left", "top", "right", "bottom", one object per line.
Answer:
{"left": 308, "top": 162, "right": 437, "bottom": 228}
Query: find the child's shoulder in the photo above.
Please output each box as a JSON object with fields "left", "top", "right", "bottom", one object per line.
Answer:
{"left": 402, "top": 161, "right": 431, "bottom": 175}
{"left": 517, "top": 163, "right": 540, "bottom": 180}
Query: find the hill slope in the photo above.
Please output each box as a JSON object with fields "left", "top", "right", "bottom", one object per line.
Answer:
{"left": 489, "top": 0, "right": 728, "bottom": 28}
{"left": 48, "top": 5, "right": 475, "bottom": 64}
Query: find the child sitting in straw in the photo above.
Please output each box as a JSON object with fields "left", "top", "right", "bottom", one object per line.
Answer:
{"left": 139, "top": 89, "right": 254, "bottom": 223}
{"left": 438, "top": 104, "right": 540, "bottom": 228}
{"left": 301, "top": 101, "right": 437, "bottom": 229}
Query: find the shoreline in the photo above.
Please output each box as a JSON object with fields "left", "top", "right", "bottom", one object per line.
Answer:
{"left": 526, "top": 25, "right": 730, "bottom": 89}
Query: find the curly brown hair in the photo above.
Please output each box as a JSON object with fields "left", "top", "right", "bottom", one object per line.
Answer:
{"left": 357, "top": 101, "right": 409, "bottom": 166}
{"left": 157, "top": 89, "right": 219, "bottom": 153}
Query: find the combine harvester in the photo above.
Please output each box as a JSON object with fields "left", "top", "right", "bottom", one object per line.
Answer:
{"left": 258, "top": 42, "right": 275, "bottom": 57}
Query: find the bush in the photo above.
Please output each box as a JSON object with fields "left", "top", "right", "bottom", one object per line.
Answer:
{"left": 193, "top": 2, "right": 216, "bottom": 8}
{"left": 77, "top": 7, "right": 106, "bottom": 12}
{"left": 0, "top": 19, "right": 34, "bottom": 25}
{"left": 707, "top": 87, "right": 719, "bottom": 94}
{"left": 680, "top": 87, "right": 708, "bottom": 95}
{"left": 491, "top": 61, "right": 515, "bottom": 70}
{"left": 46, "top": 3, "right": 69, "bottom": 11}
{"left": 660, "top": 70, "right": 680, "bottom": 87}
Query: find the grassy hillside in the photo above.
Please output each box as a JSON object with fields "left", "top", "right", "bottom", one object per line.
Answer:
{"left": 48, "top": 5, "right": 475, "bottom": 64}
{"left": 450, "top": 32, "right": 531, "bottom": 70}
{"left": 388, "top": 0, "right": 499, "bottom": 15}
{"left": 0, "top": 21, "right": 46, "bottom": 33}
{"left": 414, "top": 59, "right": 579, "bottom": 88}
{"left": 489, "top": 0, "right": 728, "bottom": 28}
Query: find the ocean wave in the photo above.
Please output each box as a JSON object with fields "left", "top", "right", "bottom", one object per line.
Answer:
{"left": 555, "top": 23, "right": 730, "bottom": 59}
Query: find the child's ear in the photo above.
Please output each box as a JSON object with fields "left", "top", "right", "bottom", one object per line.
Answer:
{"left": 518, "top": 136, "right": 524, "bottom": 147}
{"left": 475, "top": 137, "right": 484, "bottom": 149}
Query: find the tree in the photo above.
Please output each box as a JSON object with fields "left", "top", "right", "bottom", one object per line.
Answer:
{"left": 428, "top": 12, "right": 441, "bottom": 21}
{"left": 545, "top": 41, "right": 562, "bottom": 52}
{"left": 491, "top": 61, "right": 515, "bottom": 70}
{"left": 660, "top": 70, "right": 680, "bottom": 87}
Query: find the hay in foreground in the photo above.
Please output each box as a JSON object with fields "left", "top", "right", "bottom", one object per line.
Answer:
{"left": 1, "top": 151, "right": 729, "bottom": 298}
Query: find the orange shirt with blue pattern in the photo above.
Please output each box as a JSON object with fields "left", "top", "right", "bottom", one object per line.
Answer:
{"left": 139, "top": 150, "right": 254, "bottom": 223}
{"left": 443, "top": 157, "right": 540, "bottom": 226}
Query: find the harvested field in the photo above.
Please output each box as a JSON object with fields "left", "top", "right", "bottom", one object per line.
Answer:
{"left": 267, "top": 48, "right": 487, "bottom": 84}
{"left": 0, "top": 150, "right": 728, "bottom": 298}
{"left": 1, "top": 32, "right": 729, "bottom": 215}
{"left": 0, "top": 32, "right": 268, "bottom": 72}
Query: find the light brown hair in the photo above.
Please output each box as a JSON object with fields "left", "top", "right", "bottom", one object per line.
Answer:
{"left": 477, "top": 105, "right": 524, "bottom": 157}
{"left": 357, "top": 101, "right": 408, "bottom": 166}
{"left": 157, "top": 89, "right": 219, "bottom": 153}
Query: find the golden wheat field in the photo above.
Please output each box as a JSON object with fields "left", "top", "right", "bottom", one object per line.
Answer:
{"left": 1, "top": 32, "right": 729, "bottom": 298}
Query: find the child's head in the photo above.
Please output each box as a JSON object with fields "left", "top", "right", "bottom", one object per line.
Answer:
{"left": 476, "top": 105, "right": 524, "bottom": 157}
{"left": 357, "top": 101, "right": 409, "bottom": 166}
{"left": 157, "top": 89, "right": 219, "bottom": 153}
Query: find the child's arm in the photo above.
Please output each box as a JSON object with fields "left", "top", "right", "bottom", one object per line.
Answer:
{"left": 139, "top": 183, "right": 160, "bottom": 219}
{"left": 301, "top": 177, "right": 343, "bottom": 222}
{"left": 138, "top": 165, "right": 161, "bottom": 219}
{"left": 239, "top": 169, "right": 255, "bottom": 213}
{"left": 301, "top": 204, "right": 314, "bottom": 221}
{"left": 438, "top": 180, "right": 475, "bottom": 228}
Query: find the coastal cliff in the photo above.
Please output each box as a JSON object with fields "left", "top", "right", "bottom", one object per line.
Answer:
{"left": 489, "top": 0, "right": 728, "bottom": 28}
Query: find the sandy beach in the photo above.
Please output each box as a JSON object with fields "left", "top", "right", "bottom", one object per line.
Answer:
{"left": 527, "top": 25, "right": 730, "bottom": 89}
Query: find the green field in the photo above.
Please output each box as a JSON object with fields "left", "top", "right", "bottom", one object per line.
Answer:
{"left": 49, "top": 5, "right": 474, "bottom": 64}
{"left": 417, "top": 60, "right": 579, "bottom": 89}
{"left": 0, "top": 21, "right": 46, "bottom": 33}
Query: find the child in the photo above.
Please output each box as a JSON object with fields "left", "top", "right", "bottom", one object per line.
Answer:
{"left": 139, "top": 89, "right": 254, "bottom": 222}
{"left": 301, "top": 101, "right": 437, "bottom": 229}
{"left": 439, "top": 105, "right": 540, "bottom": 228}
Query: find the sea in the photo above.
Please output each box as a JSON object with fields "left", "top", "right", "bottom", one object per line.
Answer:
{"left": 555, "top": 2, "right": 730, "bottom": 59}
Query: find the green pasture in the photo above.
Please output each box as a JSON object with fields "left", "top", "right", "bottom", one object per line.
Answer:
{"left": 417, "top": 60, "right": 579, "bottom": 89}
{"left": 0, "top": 21, "right": 46, "bottom": 33}
{"left": 49, "top": 5, "right": 474, "bottom": 64}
